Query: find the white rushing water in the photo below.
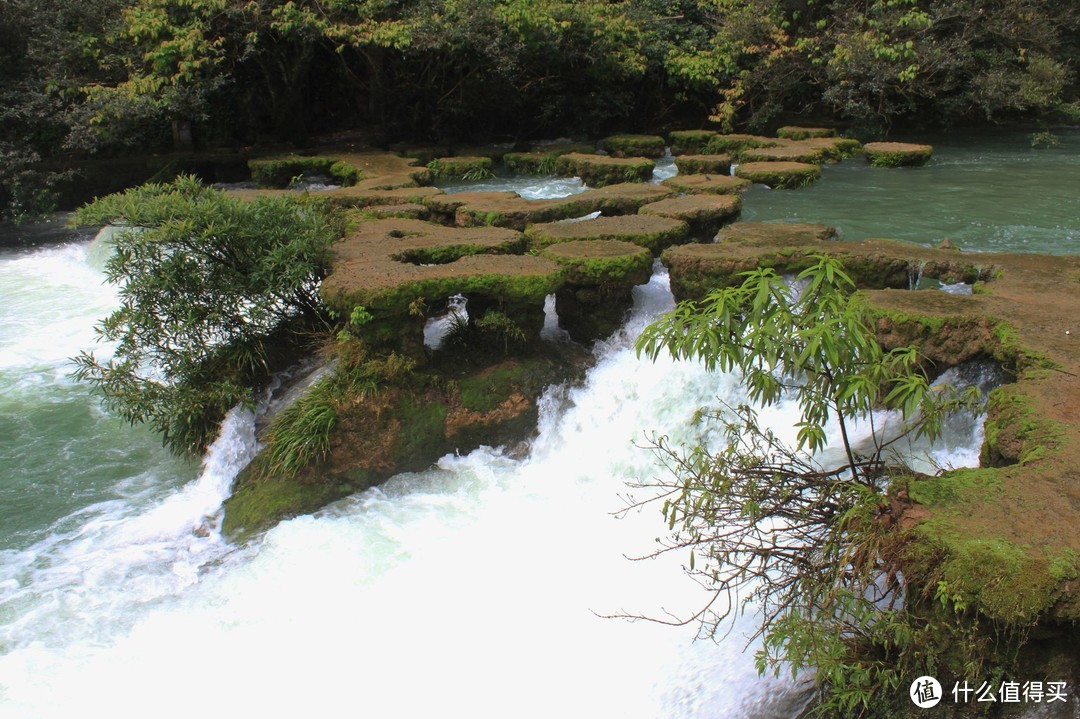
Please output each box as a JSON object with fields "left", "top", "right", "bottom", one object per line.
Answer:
{"left": 0, "top": 169, "right": 995, "bottom": 718}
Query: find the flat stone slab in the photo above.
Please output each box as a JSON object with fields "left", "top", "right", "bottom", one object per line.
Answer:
{"left": 667, "top": 130, "right": 718, "bottom": 155}
{"left": 738, "top": 142, "right": 829, "bottom": 164}
{"left": 601, "top": 134, "right": 667, "bottom": 158}
{"left": 662, "top": 173, "right": 751, "bottom": 195}
{"left": 661, "top": 220, "right": 1080, "bottom": 625}
{"left": 441, "top": 183, "right": 672, "bottom": 230}
{"left": 525, "top": 214, "right": 689, "bottom": 254}
{"left": 638, "top": 194, "right": 741, "bottom": 236}
{"left": 864, "top": 142, "right": 934, "bottom": 167}
{"left": 555, "top": 153, "right": 656, "bottom": 187}
{"left": 539, "top": 239, "right": 653, "bottom": 286}
{"left": 674, "top": 154, "right": 732, "bottom": 175}
{"left": 776, "top": 126, "right": 837, "bottom": 140}
{"left": 734, "top": 161, "right": 821, "bottom": 189}
{"left": 322, "top": 218, "right": 559, "bottom": 314}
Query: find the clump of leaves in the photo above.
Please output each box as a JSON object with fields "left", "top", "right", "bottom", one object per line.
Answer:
{"left": 71, "top": 176, "right": 340, "bottom": 454}
{"left": 630, "top": 256, "right": 982, "bottom": 714}
{"left": 1029, "top": 131, "right": 1059, "bottom": 149}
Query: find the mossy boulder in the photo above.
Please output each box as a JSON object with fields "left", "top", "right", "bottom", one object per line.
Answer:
{"left": 703, "top": 133, "right": 782, "bottom": 154}
{"left": 524, "top": 214, "right": 689, "bottom": 254}
{"left": 734, "top": 161, "right": 822, "bottom": 189}
{"left": 248, "top": 154, "right": 365, "bottom": 188}
{"left": 776, "top": 126, "right": 836, "bottom": 140}
{"left": 864, "top": 141, "right": 934, "bottom": 167}
{"left": 601, "top": 134, "right": 666, "bottom": 158}
{"left": 667, "top": 130, "right": 718, "bottom": 156}
{"left": 427, "top": 155, "right": 495, "bottom": 180}
{"left": 222, "top": 355, "right": 576, "bottom": 535}
{"left": 555, "top": 152, "right": 656, "bottom": 187}
{"left": 539, "top": 239, "right": 653, "bottom": 287}
{"left": 674, "top": 154, "right": 732, "bottom": 176}
{"left": 638, "top": 194, "right": 741, "bottom": 238}
{"left": 805, "top": 136, "right": 863, "bottom": 160}
{"left": 662, "top": 173, "right": 751, "bottom": 195}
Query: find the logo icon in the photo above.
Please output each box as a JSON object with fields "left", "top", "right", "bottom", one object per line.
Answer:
{"left": 910, "top": 676, "right": 943, "bottom": 708}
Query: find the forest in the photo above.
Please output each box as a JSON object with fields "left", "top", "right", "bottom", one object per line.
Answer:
{"left": 1, "top": 0, "right": 1077, "bottom": 220}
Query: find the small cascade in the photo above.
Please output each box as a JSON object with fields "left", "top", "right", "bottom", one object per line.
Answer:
{"left": 908, "top": 259, "right": 926, "bottom": 290}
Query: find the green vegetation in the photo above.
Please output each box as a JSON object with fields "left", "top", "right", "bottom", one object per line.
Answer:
{"left": 248, "top": 156, "right": 364, "bottom": 188}
{"left": 427, "top": 156, "right": 495, "bottom": 181}
{"left": 632, "top": 256, "right": 982, "bottom": 715}
{"left": 600, "top": 134, "right": 666, "bottom": 158}
{"left": 4, "top": 0, "right": 1078, "bottom": 217}
{"left": 864, "top": 142, "right": 935, "bottom": 167}
{"left": 667, "top": 130, "right": 717, "bottom": 156}
{"left": 71, "top": 176, "right": 339, "bottom": 454}
{"left": 554, "top": 153, "right": 655, "bottom": 187}
{"left": 734, "top": 161, "right": 822, "bottom": 189}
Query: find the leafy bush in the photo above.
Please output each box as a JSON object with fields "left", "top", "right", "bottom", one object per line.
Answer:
{"left": 72, "top": 176, "right": 340, "bottom": 454}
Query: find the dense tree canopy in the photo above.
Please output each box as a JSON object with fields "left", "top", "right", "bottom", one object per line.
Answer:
{"left": 1, "top": 0, "right": 1077, "bottom": 218}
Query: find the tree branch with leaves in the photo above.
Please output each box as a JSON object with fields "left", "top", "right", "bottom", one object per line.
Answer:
{"left": 630, "top": 256, "right": 980, "bottom": 714}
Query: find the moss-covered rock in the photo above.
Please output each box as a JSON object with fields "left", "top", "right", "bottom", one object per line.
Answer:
{"left": 737, "top": 142, "right": 829, "bottom": 164}
{"left": 864, "top": 142, "right": 934, "bottom": 167}
{"left": 248, "top": 154, "right": 365, "bottom": 188}
{"left": 601, "top": 133, "right": 667, "bottom": 158}
{"left": 662, "top": 173, "right": 751, "bottom": 195}
{"left": 555, "top": 153, "right": 656, "bottom": 187}
{"left": 222, "top": 355, "right": 576, "bottom": 535}
{"left": 667, "top": 129, "right": 718, "bottom": 155}
{"left": 525, "top": 214, "right": 689, "bottom": 254}
{"left": 638, "top": 193, "right": 741, "bottom": 238}
{"left": 776, "top": 126, "right": 837, "bottom": 140}
{"left": 734, "top": 161, "right": 822, "bottom": 189}
{"left": 503, "top": 151, "right": 561, "bottom": 175}
{"left": 674, "top": 154, "right": 732, "bottom": 176}
{"left": 321, "top": 218, "right": 563, "bottom": 347}
{"left": 446, "top": 183, "right": 672, "bottom": 230}
{"left": 539, "top": 239, "right": 653, "bottom": 286}
{"left": 703, "top": 133, "right": 782, "bottom": 154}
{"left": 427, "top": 155, "right": 495, "bottom": 180}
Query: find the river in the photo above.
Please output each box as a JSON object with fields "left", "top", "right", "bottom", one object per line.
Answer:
{"left": 0, "top": 129, "right": 1076, "bottom": 717}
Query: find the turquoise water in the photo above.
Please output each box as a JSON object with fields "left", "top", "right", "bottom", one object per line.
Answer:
{"left": 0, "top": 130, "right": 1076, "bottom": 716}
{"left": 740, "top": 128, "right": 1080, "bottom": 254}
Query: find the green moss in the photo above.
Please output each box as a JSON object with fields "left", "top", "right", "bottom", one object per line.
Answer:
{"left": 554, "top": 153, "right": 655, "bottom": 187}
{"left": 248, "top": 155, "right": 364, "bottom": 188}
{"left": 734, "top": 161, "right": 821, "bottom": 189}
{"left": 703, "top": 134, "right": 780, "bottom": 154}
{"left": 600, "top": 134, "right": 666, "bottom": 158}
{"left": 540, "top": 240, "right": 652, "bottom": 286}
{"left": 906, "top": 467, "right": 1002, "bottom": 507}
{"left": 667, "top": 130, "right": 717, "bottom": 155}
{"left": 392, "top": 395, "right": 449, "bottom": 462}
{"left": 982, "top": 385, "right": 1066, "bottom": 466}
{"left": 776, "top": 126, "right": 836, "bottom": 140}
{"left": 674, "top": 154, "right": 732, "bottom": 175}
{"left": 221, "top": 473, "right": 346, "bottom": 535}
{"left": 503, "top": 151, "right": 559, "bottom": 175}
{"left": 427, "top": 156, "right": 495, "bottom": 181}
{"left": 864, "top": 143, "right": 934, "bottom": 168}
{"left": 459, "top": 363, "right": 531, "bottom": 412}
